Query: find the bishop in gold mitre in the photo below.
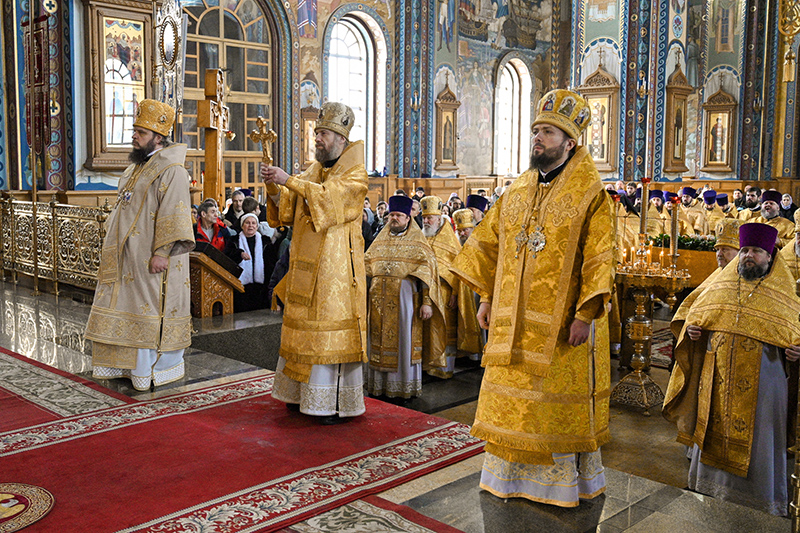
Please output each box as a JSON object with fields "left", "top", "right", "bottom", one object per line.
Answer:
{"left": 85, "top": 99, "right": 195, "bottom": 392}
{"left": 260, "top": 102, "right": 368, "bottom": 425}
{"left": 663, "top": 223, "right": 800, "bottom": 516}
{"left": 452, "top": 88, "right": 615, "bottom": 508}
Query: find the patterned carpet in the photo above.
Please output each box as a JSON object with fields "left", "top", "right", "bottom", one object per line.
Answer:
{"left": 651, "top": 320, "right": 673, "bottom": 369}
{"left": 2, "top": 369, "right": 483, "bottom": 532}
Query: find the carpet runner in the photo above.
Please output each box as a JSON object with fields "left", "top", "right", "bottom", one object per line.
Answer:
{"left": 1, "top": 373, "right": 483, "bottom": 532}
{"left": 276, "top": 495, "right": 462, "bottom": 533}
{"left": 0, "top": 347, "right": 134, "bottom": 433}
{"left": 650, "top": 321, "right": 673, "bottom": 369}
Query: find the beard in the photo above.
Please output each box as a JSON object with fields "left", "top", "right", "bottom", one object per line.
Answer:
{"left": 738, "top": 259, "right": 769, "bottom": 281}
{"left": 745, "top": 198, "right": 758, "bottom": 209}
{"left": 530, "top": 140, "right": 568, "bottom": 170}
{"left": 760, "top": 206, "right": 778, "bottom": 220}
{"left": 388, "top": 219, "right": 409, "bottom": 235}
{"left": 794, "top": 242, "right": 800, "bottom": 258}
{"left": 129, "top": 138, "right": 158, "bottom": 164}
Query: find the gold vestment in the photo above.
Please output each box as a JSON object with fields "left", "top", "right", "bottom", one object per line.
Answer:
{"left": 85, "top": 144, "right": 195, "bottom": 368}
{"left": 779, "top": 242, "right": 800, "bottom": 297}
{"left": 426, "top": 222, "right": 482, "bottom": 361}
{"left": 663, "top": 254, "right": 800, "bottom": 476}
{"left": 453, "top": 147, "right": 615, "bottom": 464}
{"left": 750, "top": 216, "right": 795, "bottom": 248}
{"left": 267, "top": 141, "right": 368, "bottom": 383}
{"left": 364, "top": 223, "right": 447, "bottom": 371}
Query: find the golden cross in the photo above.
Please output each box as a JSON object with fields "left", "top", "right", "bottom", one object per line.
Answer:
{"left": 249, "top": 116, "right": 277, "bottom": 165}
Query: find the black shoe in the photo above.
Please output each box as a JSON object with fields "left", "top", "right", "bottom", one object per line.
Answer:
{"left": 286, "top": 403, "right": 300, "bottom": 412}
{"left": 319, "top": 415, "right": 350, "bottom": 425}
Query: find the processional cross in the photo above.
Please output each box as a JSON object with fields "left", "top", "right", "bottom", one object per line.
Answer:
{"left": 249, "top": 116, "right": 280, "bottom": 195}
{"left": 198, "top": 69, "right": 235, "bottom": 204}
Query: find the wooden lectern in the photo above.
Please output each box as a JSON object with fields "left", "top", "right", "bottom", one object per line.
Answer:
{"left": 189, "top": 251, "right": 245, "bottom": 317}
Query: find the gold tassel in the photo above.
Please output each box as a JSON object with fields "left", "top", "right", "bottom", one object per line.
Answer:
{"left": 785, "top": 36, "right": 797, "bottom": 83}
{"left": 785, "top": 48, "right": 797, "bottom": 83}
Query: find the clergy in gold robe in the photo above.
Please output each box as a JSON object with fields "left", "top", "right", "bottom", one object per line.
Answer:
{"left": 261, "top": 102, "right": 368, "bottom": 424}
{"left": 737, "top": 187, "right": 762, "bottom": 221}
{"left": 365, "top": 196, "right": 447, "bottom": 398}
{"left": 670, "top": 218, "right": 742, "bottom": 338}
{"left": 663, "top": 223, "right": 800, "bottom": 516}
{"left": 452, "top": 89, "right": 614, "bottom": 508}
{"left": 750, "top": 190, "right": 795, "bottom": 248}
{"left": 85, "top": 100, "right": 195, "bottom": 392}
{"left": 778, "top": 210, "right": 800, "bottom": 295}
{"left": 664, "top": 191, "right": 694, "bottom": 236}
{"left": 678, "top": 186, "right": 705, "bottom": 234}
{"left": 421, "top": 196, "right": 482, "bottom": 378}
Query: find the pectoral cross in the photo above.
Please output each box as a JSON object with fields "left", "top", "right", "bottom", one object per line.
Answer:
{"left": 249, "top": 116, "right": 280, "bottom": 195}
{"left": 198, "top": 69, "right": 234, "bottom": 204}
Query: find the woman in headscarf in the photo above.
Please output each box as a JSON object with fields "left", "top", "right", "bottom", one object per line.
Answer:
{"left": 234, "top": 213, "right": 270, "bottom": 312}
{"left": 780, "top": 193, "right": 797, "bottom": 221}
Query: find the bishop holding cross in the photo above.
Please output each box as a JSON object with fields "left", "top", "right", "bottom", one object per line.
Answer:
{"left": 258, "top": 102, "right": 370, "bottom": 425}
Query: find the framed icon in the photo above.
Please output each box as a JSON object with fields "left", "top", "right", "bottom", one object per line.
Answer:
{"left": 701, "top": 88, "right": 736, "bottom": 172}
{"left": 578, "top": 64, "right": 619, "bottom": 172}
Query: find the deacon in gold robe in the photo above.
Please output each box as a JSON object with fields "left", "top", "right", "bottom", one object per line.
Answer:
{"left": 85, "top": 99, "right": 195, "bottom": 391}
{"left": 750, "top": 190, "right": 795, "bottom": 248}
{"left": 421, "top": 196, "right": 482, "bottom": 378}
{"left": 453, "top": 89, "right": 614, "bottom": 508}
{"left": 663, "top": 223, "right": 800, "bottom": 516}
{"left": 261, "top": 102, "right": 368, "bottom": 424}
{"left": 365, "top": 196, "right": 447, "bottom": 398}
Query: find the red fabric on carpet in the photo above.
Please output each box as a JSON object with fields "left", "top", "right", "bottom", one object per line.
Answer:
{"left": 1, "top": 375, "right": 483, "bottom": 532}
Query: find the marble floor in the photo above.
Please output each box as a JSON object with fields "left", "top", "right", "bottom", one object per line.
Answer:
{"left": 0, "top": 280, "right": 791, "bottom": 532}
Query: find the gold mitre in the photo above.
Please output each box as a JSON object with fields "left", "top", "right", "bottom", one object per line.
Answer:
{"left": 532, "top": 89, "right": 591, "bottom": 141}
{"left": 133, "top": 99, "right": 175, "bottom": 137}
{"left": 453, "top": 208, "right": 474, "bottom": 230}
{"left": 420, "top": 196, "right": 443, "bottom": 216}
{"left": 715, "top": 219, "right": 743, "bottom": 250}
{"left": 315, "top": 102, "right": 355, "bottom": 140}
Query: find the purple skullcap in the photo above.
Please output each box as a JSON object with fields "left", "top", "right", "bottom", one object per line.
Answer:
{"left": 716, "top": 193, "right": 729, "bottom": 206}
{"left": 761, "top": 190, "right": 782, "bottom": 204}
{"left": 649, "top": 190, "right": 664, "bottom": 201}
{"left": 665, "top": 191, "right": 678, "bottom": 201}
{"left": 388, "top": 195, "right": 413, "bottom": 216}
{"left": 739, "top": 222, "right": 779, "bottom": 256}
{"left": 466, "top": 194, "right": 488, "bottom": 212}
{"left": 702, "top": 190, "right": 717, "bottom": 204}
{"left": 679, "top": 186, "right": 696, "bottom": 198}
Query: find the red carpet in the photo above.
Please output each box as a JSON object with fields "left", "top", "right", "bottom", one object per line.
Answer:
{"left": 0, "top": 346, "right": 135, "bottom": 432}
{"left": 1, "top": 374, "right": 483, "bottom": 532}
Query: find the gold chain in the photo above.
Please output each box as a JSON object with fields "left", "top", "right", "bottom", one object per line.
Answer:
{"left": 735, "top": 275, "right": 764, "bottom": 324}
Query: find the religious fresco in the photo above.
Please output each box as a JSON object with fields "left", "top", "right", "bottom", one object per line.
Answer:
{"left": 457, "top": 51, "right": 495, "bottom": 175}
{"left": 458, "top": 0, "right": 550, "bottom": 50}
{"left": 587, "top": 0, "right": 617, "bottom": 23}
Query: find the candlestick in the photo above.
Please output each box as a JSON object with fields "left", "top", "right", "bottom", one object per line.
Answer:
{"left": 647, "top": 249, "right": 651, "bottom": 264}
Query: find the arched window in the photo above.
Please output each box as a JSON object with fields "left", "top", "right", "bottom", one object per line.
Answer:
{"left": 181, "top": 0, "right": 276, "bottom": 188}
{"left": 325, "top": 14, "right": 386, "bottom": 172}
{"left": 494, "top": 58, "right": 531, "bottom": 176}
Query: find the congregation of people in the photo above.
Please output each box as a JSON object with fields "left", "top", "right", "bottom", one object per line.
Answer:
{"left": 92, "top": 94, "right": 800, "bottom": 521}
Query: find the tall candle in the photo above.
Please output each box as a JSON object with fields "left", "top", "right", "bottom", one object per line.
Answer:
{"left": 660, "top": 250, "right": 664, "bottom": 269}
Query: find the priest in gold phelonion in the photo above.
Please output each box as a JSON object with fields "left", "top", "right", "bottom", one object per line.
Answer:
{"left": 452, "top": 89, "right": 615, "bottom": 507}
{"left": 664, "top": 223, "right": 800, "bottom": 516}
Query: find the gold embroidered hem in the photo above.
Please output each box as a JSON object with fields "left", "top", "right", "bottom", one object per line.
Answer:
{"left": 266, "top": 141, "right": 369, "bottom": 383}
{"left": 91, "top": 342, "right": 138, "bottom": 370}
{"left": 664, "top": 253, "right": 800, "bottom": 477}
{"left": 85, "top": 145, "right": 194, "bottom": 369}
{"left": 366, "top": 223, "right": 448, "bottom": 371}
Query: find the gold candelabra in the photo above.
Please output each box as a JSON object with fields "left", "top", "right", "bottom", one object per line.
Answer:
{"left": 611, "top": 180, "right": 690, "bottom": 415}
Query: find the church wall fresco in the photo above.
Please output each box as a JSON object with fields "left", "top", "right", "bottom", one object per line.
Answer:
{"left": 455, "top": 0, "right": 552, "bottom": 176}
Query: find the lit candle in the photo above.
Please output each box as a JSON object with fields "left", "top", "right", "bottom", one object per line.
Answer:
{"left": 647, "top": 249, "right": 651, "bottom": 264}
{"left": 622, "top": 248, "right": 627, "bottom": 265}
{"left": 631, "top": 247, "right": 635, "bottom": 263}
{"left": 660, "top": 250, "right": 664, "bottom": 269}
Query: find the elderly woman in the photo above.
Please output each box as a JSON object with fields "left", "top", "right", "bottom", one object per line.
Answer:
{"left": 234, "top": 213, "right": 270, "bottom": 312}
